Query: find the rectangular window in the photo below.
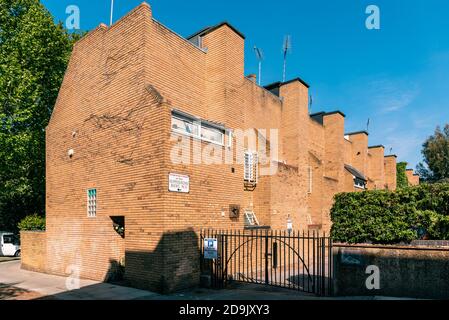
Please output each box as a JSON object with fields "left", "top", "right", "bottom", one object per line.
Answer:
{"left": 244, "top": 151, "right": 258, "bottom": 183}
{"left": 87, "top": 188, "right": 97, "bottom": 217}
{"left": 3, "top": 235, "right": 13, "bottom": 244}
{"left": 244, "top": 210, "right": 259, "bottom": 226}
{"left": 171, "top": 114, "right": 200, "bottom": 137}
{"left": 201, "top": 124, "right": 224, "bottom": 145}
{"left": 171, "top": 111, "right": 225, "bottom": 146}
{"left": 354, "top": 178, "right": 366, "bottom": 189}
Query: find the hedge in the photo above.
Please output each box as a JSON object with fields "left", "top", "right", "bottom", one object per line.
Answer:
{"left": 18, "top": 214, "right": 46, "bottom": 231}
{"left": 330, "top": 183, "right": 449, "bottom": 244}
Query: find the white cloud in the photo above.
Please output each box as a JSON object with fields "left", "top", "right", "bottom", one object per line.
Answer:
{"left": 365, "top": 78, "right": 420, "bottom": 114}
{"left": 380, "top": 91, "right": 417, "bottom": 113}
{"left": 385, "top": 133, "right": 423, "bottom": 167}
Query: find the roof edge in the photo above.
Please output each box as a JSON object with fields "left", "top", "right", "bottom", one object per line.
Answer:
{"left": 264, "top": 77, "right": 310, "bottom": 90}
{"left": 323, "top": 110, "right": 346, "bottom": 118}
{"left": 344, "top": 164, "right": 367, "bottom": 181}
{"left": 345, "top": 131, "right": 369, "bottom": 136}
{"left": 368, "top": 145, "right": 385, "bottom": 149}
{"left": 187, "top": 21, "right": 245, "bottom": 40}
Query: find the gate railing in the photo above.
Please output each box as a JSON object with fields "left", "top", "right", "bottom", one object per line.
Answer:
{"left": 200, "top": 229, "right": 333, "bottom": 296}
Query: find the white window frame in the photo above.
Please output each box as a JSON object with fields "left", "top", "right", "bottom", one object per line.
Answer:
{"left": 244, "top": 210, "right": 259, "bottom": 226}
{"left": 171, "top": 111, "right": 225, "bottom": 146}
{"left": 354, "top": 177, "right": 366, "bottom": 189}
{"left": 227, "top": 130, "right": 233, "bottom": 148}
{"left": 200, "top": 123, "right": 225, "bottom": 146}
{"left": 171, "top": 113, "right": 200, "bottom": 139}
{"left": 244, "top": 151, "right": 258, "bottom": 183}
{"left": 87, "top": 188, "right": 97, "bottom": 217}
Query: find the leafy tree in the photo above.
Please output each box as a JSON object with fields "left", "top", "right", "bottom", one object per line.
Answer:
{"left": 0, "top": 0, "right": 79, "bottom": 231}
{"left": 396, "top": 162, "right": 409, "bottom": 189}
{"left": 417, "top": 124, "right": 449, "bottom": 183}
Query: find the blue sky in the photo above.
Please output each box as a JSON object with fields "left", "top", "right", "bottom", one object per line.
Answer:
{"left": 41, "top": 0, "right": 449, "bottom": 169}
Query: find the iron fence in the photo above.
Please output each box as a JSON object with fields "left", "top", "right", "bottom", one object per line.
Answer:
{"left": 200, "top": 229, "right": 333, "bottom": 296}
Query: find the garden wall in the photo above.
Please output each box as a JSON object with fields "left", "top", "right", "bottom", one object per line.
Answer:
{"left": 333, "top": 243, "right": 449, "bottom": 299}
{"left": 20, "top": 231, "right": 47, "bottom": 273}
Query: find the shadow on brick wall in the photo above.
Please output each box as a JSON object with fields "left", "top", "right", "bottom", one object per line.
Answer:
{"left": 29, "top": 229, "right": 201, "bottom": 299}
{"left": 104, "top": 259, "right": 125, "bottom": 283}
{"left": 123, "top": 228, "right": 201, "bottom": 294}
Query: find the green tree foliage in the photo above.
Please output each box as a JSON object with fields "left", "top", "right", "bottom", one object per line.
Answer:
{"left": 330, "top": 183, "right": 449, "bottom": 244}
{"left": 18, "top": 213, "right": 45, "bottom": 231}
{"left": 0, "top": 0, "right": 78, "bottom": 231}
{"left": 417, "top": 124, "right": 449, "bottom": 183}
{"left": 396, "top": 162, "right": 409, "bottom": 189}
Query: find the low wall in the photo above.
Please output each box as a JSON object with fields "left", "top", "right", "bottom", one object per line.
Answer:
{"left": 20, "top": 231, "right": 47, "bottom": 273}
{"left": 333, "top": 244, "right": 449, "bottom": 299}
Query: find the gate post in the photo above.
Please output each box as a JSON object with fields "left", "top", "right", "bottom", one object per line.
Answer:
{"left": 264, "top": 231, "right": 269, "bottom": 285}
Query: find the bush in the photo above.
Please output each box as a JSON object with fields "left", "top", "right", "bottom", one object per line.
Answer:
{"left": 18, "top": 214, "right": 46, "bottom": 231}
{"left": 330, "top": 183, "right": 449, "bottom": 244}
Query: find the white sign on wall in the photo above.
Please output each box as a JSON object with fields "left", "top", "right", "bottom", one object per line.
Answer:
{"left": 204, "top": 238, "right": 218, "bottom": 260}
{"left": 169, "top": 173, "right": 190, "bottom": 193}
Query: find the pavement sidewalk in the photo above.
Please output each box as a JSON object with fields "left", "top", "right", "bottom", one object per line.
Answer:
{"left": 0, "top": 260, "right": 159, "bottom": 300}
{"left": 0, "top": 260, "right": 416, "bottom": 300}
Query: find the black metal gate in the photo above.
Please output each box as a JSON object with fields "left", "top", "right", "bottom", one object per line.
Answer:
{"left": 200, "top": 229, "right": 333, "bottom": 296}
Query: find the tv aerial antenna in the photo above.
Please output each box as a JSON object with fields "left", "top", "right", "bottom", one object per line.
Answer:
{"left": 282, "top": 35, "right": 292, "bottom": 82}
{"left": 110, "top": 0, "right": 115, "bottom": 26}
{"left": 309, "top": 94, "right": 313, "bottom": 114}
{"left": 254, "top": 46, "right": 264, "bottom": 86}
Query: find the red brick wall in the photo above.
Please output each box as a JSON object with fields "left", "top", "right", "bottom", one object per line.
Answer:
{"left": 21, "top": 231, "right": 47, "bottom": 273}
{"left": 406, "top": 170, "right": 420, "bottom": 186}
{"left": 367, "top": 146, "right": 386, "bottom": 189}
{"left": 384, "top": 156, "right": 398, "bottom": 190}
{"left": 35, "top": 2, "right": 410, "bottom": 292}
{"left": 46, "top": 4, "right": 150, "bottom": 284}
{"left": 348, "top": 133, "right": 368, "bottom": 176}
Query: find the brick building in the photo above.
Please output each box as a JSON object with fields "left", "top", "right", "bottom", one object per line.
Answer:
{"left": 22, "top": 2, "right": 413, "bottom": 292}
{"left": 406, "top": 169, "right": 420, "bottom": 186}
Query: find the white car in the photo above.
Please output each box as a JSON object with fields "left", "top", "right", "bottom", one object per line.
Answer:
{"left": 0, "top": 232, "right": 21, "bottom": 257}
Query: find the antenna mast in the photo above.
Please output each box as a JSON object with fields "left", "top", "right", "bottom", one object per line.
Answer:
{"left": 282, "top": 35, "right": 292, "bottom": 82}
{"left": 309, "top": 94, "right": 313, "bottom": 114}
{"left": 254, "top": 46, "right": 264, "bottom": 86}
{"left": 110, "top": 0, "right": 114, "bottom": 26}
